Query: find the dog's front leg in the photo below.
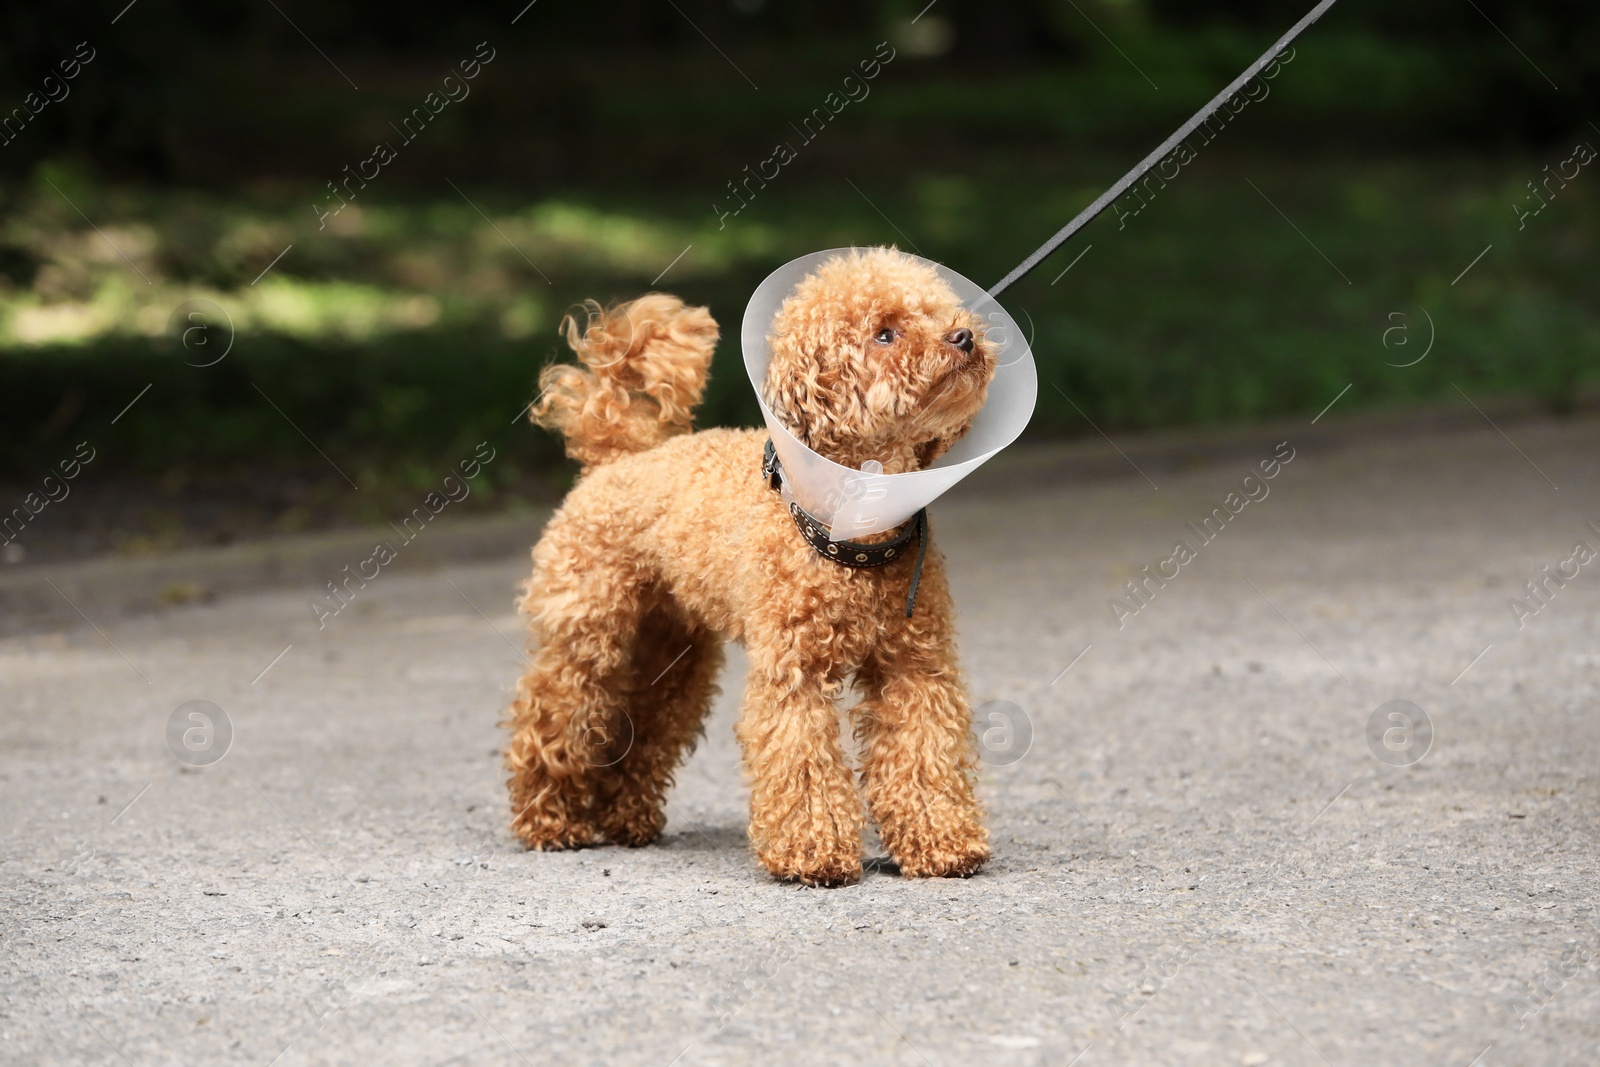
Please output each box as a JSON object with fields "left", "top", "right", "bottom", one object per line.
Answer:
{"left": 853, "top": 576, "right": 989, "bottom": 879}
{"left": 736, "top": 642, "right": 863, "bottom": 887}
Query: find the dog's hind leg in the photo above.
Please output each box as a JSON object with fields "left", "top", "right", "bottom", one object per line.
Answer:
{"left": 593, "top": 603, "right": 723, "bottom": 847}
{"left": 852, "top": 569, "right": 990, "bottom": 879}
{"left": 505, "top": 550, "right": 645, "bottom": 851}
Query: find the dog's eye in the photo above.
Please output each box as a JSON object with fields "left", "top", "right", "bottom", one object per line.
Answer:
{"left": 873, "top": 327, "right": 898, "bottom": 345}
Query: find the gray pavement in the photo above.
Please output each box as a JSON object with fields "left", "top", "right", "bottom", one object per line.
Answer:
{"left": 3, "top": 407, "right": 1599, "bottom": 1066}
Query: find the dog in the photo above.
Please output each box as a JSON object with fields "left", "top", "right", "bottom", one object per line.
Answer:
{"left": 504, "top": 247, "right": 996, "bottom": 886}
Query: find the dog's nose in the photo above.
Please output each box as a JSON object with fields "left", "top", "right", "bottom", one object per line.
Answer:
{"left": 946, "top": 328, "right": 974, "bottom": 353}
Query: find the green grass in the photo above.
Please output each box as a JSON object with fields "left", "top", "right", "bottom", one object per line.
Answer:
{"left": 3, "top": 148, "right": 1596, "bottom": 505}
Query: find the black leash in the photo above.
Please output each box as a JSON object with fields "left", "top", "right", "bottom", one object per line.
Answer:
{"left": 763, "top": 439, "right": 930, "bottom": 617}
{"left": 987, "top": 0, "right": 1343, "bottom": 297}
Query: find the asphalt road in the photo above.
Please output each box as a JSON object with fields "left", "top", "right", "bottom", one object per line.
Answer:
{"left": 4, "top": 408, "right": 1599, "bottom": 1066}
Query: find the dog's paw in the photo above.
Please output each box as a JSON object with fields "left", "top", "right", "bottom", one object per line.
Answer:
{"left": 880, "top": 806, "right": 990, "bottom": 879}
{"left": 894, "top": 838, "right": 989, "bottom": 879}
{"left": 596, "top": 799, "right": 667, "bottom": 848}
{"left": 510, "top": 812, "right": 600, "bottom": 851}
{"left": 754, "top": 828, "right": 863, "bottom": 887}
{"left": 764, "top": 852, "right": 864, "bottom": 888}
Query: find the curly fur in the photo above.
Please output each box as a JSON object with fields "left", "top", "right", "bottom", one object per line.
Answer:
{"left": 531, "top": 294, "right": 718, "bottom": 470}
{"left": 505, "top": 247, "right": 996, "bottom": 886}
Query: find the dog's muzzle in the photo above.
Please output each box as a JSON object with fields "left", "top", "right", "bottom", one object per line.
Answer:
{"left": 763, "top": 439, "right": 929, "bottom": 617}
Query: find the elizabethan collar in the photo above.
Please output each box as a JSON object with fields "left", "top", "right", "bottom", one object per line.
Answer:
{"left": 741, "top": 248, "right": 1037, "bottom": 539}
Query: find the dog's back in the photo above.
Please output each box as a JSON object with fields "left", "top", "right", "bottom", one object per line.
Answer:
{"left": 529, "top": 294, "right": 719, "bottom": 470}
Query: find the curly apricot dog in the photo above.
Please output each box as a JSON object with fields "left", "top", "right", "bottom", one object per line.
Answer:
{"left": 504, "top": 247, "right": 995, "bottom": 886}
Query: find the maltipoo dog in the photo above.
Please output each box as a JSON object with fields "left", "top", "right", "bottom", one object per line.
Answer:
{"left": 504, "top": 247, "right": 996, "bottom": 886}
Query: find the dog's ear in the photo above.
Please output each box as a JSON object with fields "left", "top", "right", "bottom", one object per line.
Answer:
{"left": 763, "top": 320, "right": 854, "bottom": 450}
{"left": 765, "top": 375, "right": 815, "bottom": 445}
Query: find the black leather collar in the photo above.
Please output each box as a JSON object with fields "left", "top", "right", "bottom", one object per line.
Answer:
{"left": 762, "top": 439, "right": 929, "bottom": 617}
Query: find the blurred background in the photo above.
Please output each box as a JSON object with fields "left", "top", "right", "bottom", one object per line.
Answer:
{"left": 1, "top": 0, "right": 1595, "bottom": 562}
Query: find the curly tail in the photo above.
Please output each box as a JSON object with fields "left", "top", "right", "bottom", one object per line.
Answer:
{"left": 530, "top": 293, "right": 719, "bottom": 470}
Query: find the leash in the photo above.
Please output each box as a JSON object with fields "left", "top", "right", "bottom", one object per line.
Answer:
{"left": 987, "top": 0, "right": 1343, "bottom": 297}
{"left": 764, "top": 439, "right": 930, "bottom": 617}
{"left": 748, "top": 1, "right": 1345, "bottom": 614}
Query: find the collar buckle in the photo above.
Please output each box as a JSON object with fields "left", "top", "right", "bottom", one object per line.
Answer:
{"left": 761, "top": 438, "right": 783, "bottom": 491}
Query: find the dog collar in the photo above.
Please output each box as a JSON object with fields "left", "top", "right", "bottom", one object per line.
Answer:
{"left": 764, "top": 439, "right": 929, "bottom": 617}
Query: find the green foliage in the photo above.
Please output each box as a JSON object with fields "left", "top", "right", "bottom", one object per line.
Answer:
{"left": 3, "top": 149, "right": 1595, "bottom": 488}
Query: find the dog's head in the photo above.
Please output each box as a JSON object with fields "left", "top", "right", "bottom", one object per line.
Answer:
{"left": 762, "top": 247, "right": 997, "bottom": 474}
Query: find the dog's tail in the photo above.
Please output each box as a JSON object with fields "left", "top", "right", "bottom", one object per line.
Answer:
{"left": 530, "top": 293, "right": 719, "bottom": 470}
